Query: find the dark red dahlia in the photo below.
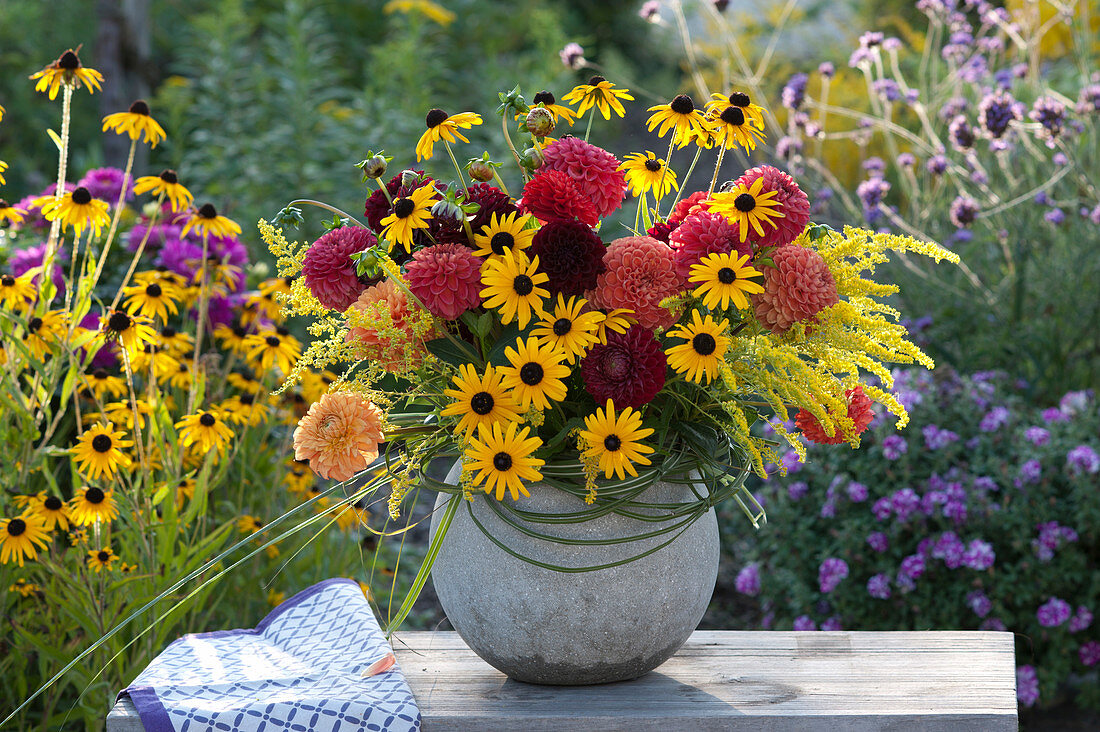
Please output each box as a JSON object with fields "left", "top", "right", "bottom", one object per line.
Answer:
{"left": 795, "top": 386, "right": 874, "bottom": 444}
{"left": 435, "top": 183, "right": 519, "bottom": 246}
{"left": 668, "top": 210, "right": 749, "bottom": 282}
{"left": 541, "top": 137, "right": 627, "bottom": 218}
{"left": 647, "top": 220, "right": 676, "bottom": 243}
{"left": 581, "top": 325, "right": 667, "bottom": 409}
{"left": 530, "top": 219, "right": 606, "bottom": 296}
{"left": 519, "top": 169, "right": 599, "bottom": 226}
{"left": 668, "top": 190, "right": 712, "bottom": 225}
{"left": 301, "top": 226, "right": 377, "bottom": 311}
{"left": 732, "top": 165, "right": 811, "bottom": 248}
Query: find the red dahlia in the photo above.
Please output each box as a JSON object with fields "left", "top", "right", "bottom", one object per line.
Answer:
{"left": 795, "top": 386, "right": 874, "bottom": 444}
{"left": 668, "top": 210, "right": 749, "bottom": 282}
{"left": 732, "top": 165, "right": 810, "bottom": 248}
{"left": 668, "top": 190, "right": 712, "bottom": 225}
{"left": 541, "top": 137, "right": 627, "bottom": 218}
{"left": 530, "top": 219, "right": 606, "bottom": 296}
{"left": 405, "top": 243, "right": 483, "bottom": 319}
{"left": 646, "top": 220, "right": 676, "bottom": 243}
{"left": 581, "top": 325, "right": 667, "bottom": 409}
{"left": 752, "top": 244, "right": 839, "bottom": 333}
{"left": 301, "top": 226, "right": 376, "bottom": 311}
{"left": 519, "top": 169, "right": 598, "bottom": 226}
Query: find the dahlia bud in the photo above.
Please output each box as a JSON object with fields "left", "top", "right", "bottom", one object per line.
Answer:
{"left": 520, "top": 146, "right": 544, "bottom": 171}
{"left": 400, "top": 170, "right": 419, "bottom": 188}
{"left": 525, "top": 107, "right": 555, "bottom": 137}
{"left": 361, "top": 155, "right": 388, "bottom": 179}
{"left": 468, "top": 160, "right": 494, "bottom": 182}
{"left": 431, "top": 198, "right": 464, "bottom": 226}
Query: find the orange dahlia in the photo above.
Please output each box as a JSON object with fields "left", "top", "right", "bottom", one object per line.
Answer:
{"left": 590, "top": 236, "right": 682, "bottom": 331}
{"left": 345, "top": 280, "right": 432, "bottom": 372}
{"left": 293, "top": 392, "right": 385, "bottom": 481}
{"left": 752, "top": 245, "right": 839, "bottom": 333}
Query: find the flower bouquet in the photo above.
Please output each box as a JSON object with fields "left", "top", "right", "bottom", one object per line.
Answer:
{"left": 263, "top": 77, "right": 958, "bottom": 682}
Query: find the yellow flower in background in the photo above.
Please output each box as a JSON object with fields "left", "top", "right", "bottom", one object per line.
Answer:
{"left": 176, "top": 410, "right": 234, "bottom": 455}
{"left": 82, "top": 368, "right": 128, "bottom": 401}
{"left": 499, "top": 336, "right": 570, "bottom": 411}
{"left": 442, "top": 363, "right": 523, "bottom": 439}
{"left": 646, "top": 94, "right": 706, "bottom": 140}
{"left": 464, "top": 421, "right": 545, "bottom": 501}
{"left": 21, "top": 310, "right": 68, "bottom": 359}
{"left": 228, "top": 369, "right": 265, "bottom": 395}
{"left": 244, "top": 328, "right": 301, "bottom": 374}
{"left": 531, "top": 295, "right": 603, "bottom": 364}
{"left": 37, "top": 187, "right": 111, "bottom": 238}
{"left": 219, "top": 393, "right": 269, "bottom": 427}
{"left": 29, "top": 47, "right": 104, "bottom": 99}
{"left": 102, "top": 99, "right": 167, "bottom": 147}
{"left": 415, "top": 108, "right": 482, "bottom": 161}
{"left": 214, "top": 322, "right": 253, "bottom": 356}
{"left": 562, "top": 76, "right": 634, "bottom": 120}
{"left": 708, "top": 178, "right": 785, "bottom": 243}
{"left": 619, "top": 152, "right": 678, "bottom": 200}
{"left": 133, "top": 169, "right": 193, "bottom": 213}
{"left": 384, "top": 0, "right": 456, "bottom": 26}
{"left": 28, "top": 493, "right": 72, "bottom": 531}
{"left": 0, "top": 512, "right": 50, "bottom": 567}
{"left": 157, "top": 325, "right": 193, "bottom": 357}
{"left": 665, "top": 311, "right": 730, "bottom": 385}
{"left": 99, "top": 309, "right": 158, "bottom": 354}
{"left": 0, "top": 161, "right": 7, "bottom": 186}
{"left": 284, "top": 459, "right": 315, "bottom": 496}
{"left": 689, "top": 252, "right": 764, "bottom": 311}
{"left": 86, "top": 546, "right": 119, "bottom": 573}
{"left": 68, "top": 486, "right": 120, "bottom": 527}
{"left": 70, "top": 425, "right": 133, "bottom": 481}
{"left": 578, "top": 399, "right": 656, "bottom": 480}
{"left": 472, "top": 211, "right": 535, "bottom": 261}
{"left": 259, "top": 275, "right": 295, "bottom": 299}
{"left": 181, "top": 203, "right": 241, "bottom": 239}
{"left": 244, "top": 290, "right": 284, "bottom": 322}
{"left": 0, "top": 198, "right": 27, "bottom": 225}
{"left": 480, "top": 248, "right": 549, "bottom": 329}
{"left": 237, "top": 515, "right": 263, "bottom": 534}
{"left": 0, "top": 272, "right": 35, "bottom": 309}
{"left": 9, "top": 578, "right": 40, "bottom": 598}
{"left": 380, "top": 184, "right": 437, "bottom": 252}
{"left": 707, "top": 90, "right": 766, "bottom": 130}
{"left": 267, "top": 588, "right": 286, "bottom": 607}
{"left": 122, "top": 279, "right": 182, "bottom": 322}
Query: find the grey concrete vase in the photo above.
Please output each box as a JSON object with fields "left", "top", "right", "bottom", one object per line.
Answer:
{"left": 429, "top": 463, "right": 719, "bottom": 685}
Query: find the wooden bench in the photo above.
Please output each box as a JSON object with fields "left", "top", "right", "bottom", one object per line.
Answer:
{"left": 108, "top": 630, "right": 1018, "bottom": 730}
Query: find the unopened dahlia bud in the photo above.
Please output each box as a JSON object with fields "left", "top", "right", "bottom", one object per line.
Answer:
{"left": 400, "top": 169, "right": 419, "bottom": 188}
{"left": 520, "top": 146, "right": 544, "bottom": 172}
{"left": 362, "top": 155, "right": 388, "bottom": 179}
{"left": 468, "top": 160, "right": 494, "bottom": 182}
{"left": 525, "top": 106, "right": 555, "bottom": 137}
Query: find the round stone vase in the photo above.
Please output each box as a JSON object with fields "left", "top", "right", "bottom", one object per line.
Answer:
{"left": 428, "top": 464, "right": 719, "bottom": 685}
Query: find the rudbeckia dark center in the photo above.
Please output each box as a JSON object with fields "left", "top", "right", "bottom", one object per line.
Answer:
{"left": 108, "top": 311, "right": 132, "bottom": 332}
{"left": 644, "top": 158, "right": 662, "bottom": 172}
{"left": 91, "top": 435, "right": 113, "bottom": 453}
{"left": 240, "top": 393, "right": 255, "bottom": 405}
{"left": 493, "top": 452, "right": 513, "bottom": 471}
{"left": 692, "top": 333, "right": 717, "bottom": 356}
{"left": 588, "top": 75, "right": 605, "bottom": 85}
{"left": 553, "top": 318, "right": 572, "bottom": 336}
{"left": 490, "top": 232, "right": 514, "bottom": 255}
{"left": 160, "top": 169, "right": 178, "bottom": 184}
{"left": 533, "top": 91, "right": 556, "bottom": 105}
{"left": 233, "top": 325, "right": 247, "bottom": 338}
{"left": 512, "top": 274, "right": 534, "bottom": 296}
{"left": 72, "top": 187, "right": 92, "bottom": 205}
{"left": 199, "top": 413, "right": 216, "bottom": 427}
{"left": 59, "top": 51, "right": 80, "bottom": 69}
{"left": 0, "top": 200, "right": 9, "bottom": 209}
{"left": 145, "top": 283, "right": 162, "bottom": 297}
{"left": 720, "top": 106, "right": 746, "bottom": 125}
{"left": 93, "top": 368, "right": 108, "bottom": 379}
{"left": 717, "top": 267, "right": 737, "bottom": 284}
{"left": 603, "top": 434, "right": 622, "bottom": 451}
{"left": 729, "top": 91, "right": 750, "bottom": 107}
{"left": 129, "top": 100, "right": 151, "bottom": 115}
{"left": 393, "top": 198, "right": 416, "bottom": 218}
{"left": 425, "top": 108, "right": 449, "bottom": 128}
{"left": 2, "top": 275, "right": 14, "bottom": 286}
{"left": 44, "top": 496, "right": 63, "bottom": 510}
{"left": 470, "top": 391, "right": 494, "bottom": 415}
{"left": 97, "top": 551, "right": 110, "bottom": 562}
{"left": 519, "top": 362, "right": 544, "bottom": 385}
{"left": 734, "top": 193, "right": 756, "bottom": 212}
{"left": 163, "top": 326, "right": 177, "bottom": 337}
{"left": 283, "top": 275, "right": 294, "bottom": 286}
{"left": 198, "top": 203, "right": 217, "bottom": 219}
{"left": 265, "top": 335, "right": 280, "bottom": 347}
{"left": 670, "top": 94, "right": 694, "bottom": 114}
{"left": 276, "top": 326, "right": 289, "bottom": 336}
{"left": 7, "top": 518, "right": 26, "bottom": 536}
{"left": 28, "top": 317, "right": 43, "bottom": 332}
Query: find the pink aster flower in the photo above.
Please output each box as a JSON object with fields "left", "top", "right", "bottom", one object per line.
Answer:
{"left": 752, "top": 244, "right": 839, "bottom": 333}
{"left": 731, "top": 166, "right": 811, "bottom": 248}
{"left": 405, "top": 243, "right": 482, "bottom": 319}
{"left": 668, "top": 210, "right": 748, "bottom": 282}
{"left": 590, "top": 236, "right": 682, "bottom": 330}
{"left": 293, "top": 391, "right": 385, "bottom": 481}
{"left": 302, "top": 226, "right": 376, "bottom": 311}
{"left": 541, "top": 137, "right": 627, "bottom": 218}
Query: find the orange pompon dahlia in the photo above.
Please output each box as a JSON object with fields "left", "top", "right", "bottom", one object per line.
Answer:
{"left": 345, "top": 279, "right": 434, "bottom": 373}
{"left": 795, "top": 386, "right": 874, "bottom": 445}
{"left": 752, "top": 245, "right": 839, "bottom": 333}
{"left": 589, "top": 236, "right": 682, "bottom": 331}
{"left": 293, "top": 392, "right": 385, "bottom": 482}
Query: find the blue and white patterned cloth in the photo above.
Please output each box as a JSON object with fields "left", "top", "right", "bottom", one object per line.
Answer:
{"left": 121, "top": 578, "right": 421, "bottom": 731}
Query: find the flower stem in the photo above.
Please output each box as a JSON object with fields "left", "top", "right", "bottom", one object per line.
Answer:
{"left": 375, "top": 179, "right": 393, "bottom": 205}
{"left": 655, "top": 136, "right": 677, "bottom": 219}
{"left": 707, "top": 145, "right": 728, "bottom": 197}
{"left": 583, "top": 111, "right": 595, "bottom": 143}
{"left": 491, "top": 170, "right": 510, "bottom": 197}
{"left": 39, "top": 84, "right": 74, "bottom": 309}
{"left": 91, "top": 139, "right": 137, "bottom": 290}
{"left": 443, "top": 140, "right": 470, "bottom": 198}
{"left": 668, "top": 145, "right": 703, "bottom": 213}
{"left": 187, "top": 232, "right": 211, "bottom": 414}
{"left": 286, "top": 199, "right": 367, "bottom": 229}
{"left": 110, "top": 195, "right": 163, "bottom": 310}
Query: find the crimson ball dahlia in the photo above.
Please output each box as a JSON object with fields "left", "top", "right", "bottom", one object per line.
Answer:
{"left": 301, "top": 226, "right": 377, "bottom": 311}
{"left": 541, "top": 137, "right": 627, "bottom": 218}
{"left": 668, "top": 210, "right": 748, "bottom": 282}
{"left": 752, "top": 245, "right": 839, "bottom": 333}
{"left": 647, "top": 220, "right": 676, "bottom": 243}
{"left": 530, "top": 219, "right": 606, "bottom": 296}
{"left": 436, "top": 183, "right": 518, "bottom": 246}
{"left": 732, "top": 165, "right": 810, "bottom": 248}
{"left": 590, "top": 236, "right": 682, "bottom": 331}
{"left": 795, "top": 386, "right": 874, "bottom": 444}
{"left": 405, "top": 243, "right": 483, "bottom": 319}
{"left": 581, "top": 325, "right": 666, "bottom": 409}
{"left": 668, "top": 190, "right": 712, "bottom": 225}
{"left": 520, "top": 169, "right": 599, "bottom": 225}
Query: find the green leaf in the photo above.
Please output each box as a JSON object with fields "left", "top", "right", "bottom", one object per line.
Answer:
{"left": 486, "top": 321, "right": 522, "bottom": 366}
{"left": 425, "top": 337, "right": 479, "bottom": 368}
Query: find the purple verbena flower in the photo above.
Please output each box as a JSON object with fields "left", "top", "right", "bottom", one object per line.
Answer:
{"left": 898, "top": 553, "right": 925, "bottom": 581}
{"left": 978, "top": 90, "right": 1022, "bottom": 139}
{"left": 559, "top": 43, "right": 585, "bottom": 70}
{"left": 776, "top": 136, "right": 802, "bottom": 160}
{"left": 1042, "top": 407, "right": 1071, "bottom": 423}
{"left": 1016, "top": 666, "right": 1040, "bottom": 707}
{"left": 872, "top": 79, "right": 902, "bottom": 103}
{"left": 787, "top": 481, "right": 809, "bottom": 501}
{"left": 818, "top": 62, "right": 835, "bottom": 79}
{"left": 818, "top": 558, "right": 849, "bottom": 594}
{"left": 1030, "top": 96, "right": 1067, "bottom": 144}
{"left": 820, "top": 616, "right": 843, "bottom": 631}
{"left": 932, "top": 531, "right": 966, "bottom": 569}
{"left": 1080, "top": 642, "right": 1100, "bottom": 667}
{"left": 980, "top": 617, "right": 1006, "bottom": 631}
{"left": 1069, "top": 606, "right": 1093, "bottom": 633}
{"left": 735, "top": 564, "right": 761, "bottom": 596}
{"left": 896, "top": 152, "right": 916, "bottom": 167}
{"left": 962, "top": 539, "right": 995, "bottom": 570}
{"left": 1037, "top": 597, "right": 1072, "bottom": 628}
{"left": 859, "top": 31, "right": 884, "bottom": 49}
{"left": 856, "top": 177, "right": 891, "bottom": 223}
{"left": 862, "top": 156, "right": 886, "bottom": 175}
{"left": 846, "top": 481, "right": 868, "bottom": 502}
{"left": 1076, "top": 83, "right": 1100, "bottom": 115}
{"left": 882, "top": 434, "right": 908, "bottom": 460}
{"left": 872, "top": 496, "right": 892, "bottom": 521}
{"left": 967, "top": 590, "right": 992, "bottom": 618}
{"left": 926, "top": 154, "right": 949, "bottom": 176}
{"left": 793, "top": 615, "right": 817, "bottom": 631}
{"left": 782, "top": 73, "right": 809, "bottom": 110}
{"left": 979, "top": 406, "right": 1010, "bottom": 432}
{"left": 891, "top": 488, "right": 920, "bottom": 522}
{"left": 948, "top": 115, "right": 975, "bottom": 150}
{"left": 867, "top": 531, "right": 889, "bottom": 553}
{"left": 950, "top": 195, "right": 979, "bottom": 228}
{"left": 1044, "top": 208, "right": 1065, "bottom": 225}
{"left": 1024, "top": 426, "right": 1050, "bottom": 446}
{"left": 1015, "top": 459, "right": 1041, "bottom": 487}
{"left": 867, "top": 573, "right": 891, "bottom": 599}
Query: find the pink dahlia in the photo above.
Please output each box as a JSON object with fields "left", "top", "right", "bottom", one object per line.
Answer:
{"left": 293, "top": 391, "right": 385, "bottom": 481}
{"left": 405, "top": 243, "right": 483, "bottom": 319}
{"left": 668, "top": 190, "right": 712, "bottom": 225}
{"left": 580, "top": 325, "right": 666, "bottom": 409}
{"left": 732, "top": 165, "right": 810, "bottom": 248}
{"left": 436, "top": 183, "right": 517, "bottom": 246}
{"left": 520, "top": 169, "right": 598, "bottom": 226}
{"left": 795, "top": 386, "right": 874, "bottom": 445}
{"left": 530, "top": 219, "right": 606, "bottom": 295}
{"left": 590, "top": 236, "right": 682, "bottom": 331}
{"left": 541, "top": 137, "right": 627, "bottom": 218}
{"left": 301, "top": 226, "right": 376, "bottom": 311}
{"left": 668, "top": 210, "right": 749, "bottom": 282}
{"left": 752, "top": 245, "right": 839, "bottom": 333}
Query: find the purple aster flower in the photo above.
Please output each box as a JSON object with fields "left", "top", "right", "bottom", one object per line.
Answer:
{"left": 896, "top": 153, "right": 916, "bottom": 168}
{"left": 882, "top": 434, "right": 908, "bottom": 460}
{"left": 77, "top": 167, "right": 133, "bottom": 203}
{"left": 1044, "top": 208, "right": 1065, "bottom": 225}
{"left": 966, "top": 591, "right": 992, "bottom": 618}
{"left": 943, "top": 499, "right": 968, "bottom": 524}
{"left": 127, "top": 221, "right": 185, "bottom": 253}
{"left": 1053, "top": 152, "right": 1068, "bottom": 166}
{"left": 818, "top": 62, "right": 835, "bottom": 79}
{"left": 1030, "top": 96, "right": 1067, "bottom": 144}
{"left": 1042, "top": 407, "right": 1071, "bottom": 423}
{"left": 781, "top": 449, "right": 804, "bottom": 474}
{"left": 1059, "top": 389, "right": 1093, "bottom": 414}
{"left": 1069, "top": 607, "right": 1093, "bottom": 633}
{"left": 978, "top": 90, "right": 1022, "bottom": 139}
{"left": 821, "top": 616, "right": 843, "bottom": 631}
{"left": 872, "top": 496, "right": 892, "bottom": 521}
{"left": 793, "top": 615, "right": 817, "bottom": 631}
{"left": 846, "top": 481, "right": 868, "bottom": 503}
{"left": 857, "top": 177, "right": 891, "bottom": 223}
{"left": 932, "top": 532, "right": 966, "bottom": 569}
{"left": 788, "top": 481, "right": 809, "bottom": 501}
{"left": 950, "top": 195, "right": 979, "bottom": 228}
{"left": 979, "top": 406, "right": 1009, "bottom": 432}
{"left": 972, "top": 476, "right": 999, "bottom": 492}
{"left": 923, "top": 424, "right": 959, "bottom": 450}
{"left": 867, "top": 531, "right": 889, "bottom": 553}
{"left": 898, "top": 554, "right": 925, "bottom": 581}
{"left": 948, "top": 115, "right": 975, "bottom": 150}
{"left": 10, "top": 242, "right": 67, "bottom": 293}
{"left": 926, "top": 154, "right": 949, "bottom": 175}
{"left": 1024, "top": 426, "right": 1050, "bottom": 446}
{"left": 867, "top": 574, "right": 892, "bottom": 599}
{"left": 978, "top": 36, "right": 1004, "bottom": 54}
{"left": 891, "top": 488, "right": 920, "bottom": 522}
{"left": 819, "top": 498, "right": 837, "bottom": 519}
{"left": 962, "top": 539, "right": 994, "bottom": 570}
{"left": 559, "top": 43, "right": 585, "bottom": 70}
{"left": 1037, "top": 597, "right": 1072, "bottom": 627}
{"left": 1016, "top": 666, "right": 1040, "bottom": 707}
{"left": 921, "top": 490, "right": 946, "bottom": 516}
{"left": 883, "top": 36, "right": 902, "bottom": 51}
{"left": 1080, "top": 641, "right": 1100, "bottom": 667}
{"left": 872, "top": 79, "right": 902, "bottom": 103}
{"left": 1015, "top": 459, "right": 1042, "bottom": 487}
{"left": 818, "top": 558, "right": 849, "bottom": 594}
{"left": 1076, "top": 83, "right": 1100, "bottom": 115}
{"left": 1067, "top": 445, "right": 1100, "bottom": 475}
{"left": 735, "top": 564, "right": 761, "bottom": 596}
{"left": 980, "top": 617, "right": 1006, "bottom": 631}
{"left": 776, "top": 136, "right": 802, "bottom": 160}
{"left": 782, "top": 73, "right": 809, "bottom": 110}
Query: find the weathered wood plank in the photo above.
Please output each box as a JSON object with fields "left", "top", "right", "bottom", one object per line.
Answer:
{"left": 106, "top": 696, "right": 144, "bottom": 732}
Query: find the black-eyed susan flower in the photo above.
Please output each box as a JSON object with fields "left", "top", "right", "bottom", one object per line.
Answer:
{"left": 619, "top": 152, "right": 678, "bottom": 200}
{"left": 595, "top": 308, "right": 637, "bottom": 343}
{"left": 228, "top": 369, "right": 265, "bottom": 395}
{"left": 442, "top": 363, "right": 523, "bottom": 439}
{"left": 96, "top": 400, "right": 154, "bottom": 432}
{"left": 578, "top": 398, "right": 656, "bottom": 480}
{"left": 665, "top": 311, "right": 730, "bottom": 384}
{"left": 562, "top": 76, "right": 634, "bottom": 120}
{"left": 157, "top": 325, "right": 193, "bottom": 357}
{"left": 284, "top": 459, "right": 315, "bottom": 496}
{"left": 68, "top": 486, "right": 120, "bottom": 527}
{"left": 29, "top": 493, "right": 72, "bottom": 531}
{"left": 328, "top": 502, "right": 369, "bottom": 531}
{"left": 499, "top": 336, "right": 570, "bottom": 411}
{"left": 237, "top": 515, "right": 263, "bottom": 534}
{"left": 244, "top": 290, "right": 283, "bottom": 322}
{"left": 29, "top": 47, "right": 103, "bottom": 100}
{"left": 9, "top": 578, "right": 40, "bottom": 598}
{"left": 70, "top": 425, "right": 133, "bottom": 481}
{"left": 219, "top": 392, "right": 269, "bottom": 427}
{"left": 181, "top": 203, "right": 242, "bottom": 239}
{"left": 531, "top": 295, "right": 603, "bottom": 364}
{"left": 675, "top": 116, "right": 719, "bottom": 149}
{"left": 102, "top": 99, "right": 166, "bottom": 147}
{"left": 122, "top": 279, "right": 182, "bottom": 322}
{"left": 172, "top": 478, "right": 196, "bottom": 509}
{"left": 0, "top": 161, "right": 6, "bottom": 186}
{"left": 244, "top": 328, "right": 301, "bottom": 374}
{"left": 480, "top": 249, "right": 549, "bottom": 329}
{"left": 82, "top": 368, "right": 128, "bottom": 401}
{"left": 708, "top": 90, "right": 766, "bottom": 129}
{"left": 214, "top": 322, "right": 253, "bottom": 356}
{"left": 259, "top": 275, "right": 295, "bottom": 298}
{"left": 472, "top": 211, "right": 535, "bottom": 260}
{"left": 0, "top": 512, "right": 50, "bottom": 567}
{"left": 130, "top": 345, "right": 181, "bottom": 384}
{"left": 99, "top": 309, "right": 157, "bottom": 354}
{"left": 37, "top": 186, "right": 111, "bottom": 238}
{"left": 709, "top": 178, "right": 785, "bottom": 243}
{"left": 0, "top": 272, "right": 35, "bottom": 309}
{"left": 464, "top": 421, "right": 545, "bottom": 501}
{"left": 705, "top": 99, "right": 765, "bottom": 152}
{"left": 133, "top": 169, "right": 193, "bottom": 213}
{"left": 646, "top": 94, "right": 706, "bottom": 140}
{"left": 0, "top": 199, "right": 27, "bottom": 226}
{"left": 526, "top": 90, "right": 577, "bottom": 126}
{"left": 21, "top": 310, "right": 68, "bottom": 359}
{"left": 380, "top": 185, "right": 437, "bottom": 253}
{"left": 176, "top": 409, "right": 234, "bottom": 455}
{"left": 86, "top": 546, "right": 119, "bottom": 572}
{"left": 415, "top": 108, "right": 483, "bottom": 162}
{"left": 689, "top": 252, "right": 764, "bottom": 310}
